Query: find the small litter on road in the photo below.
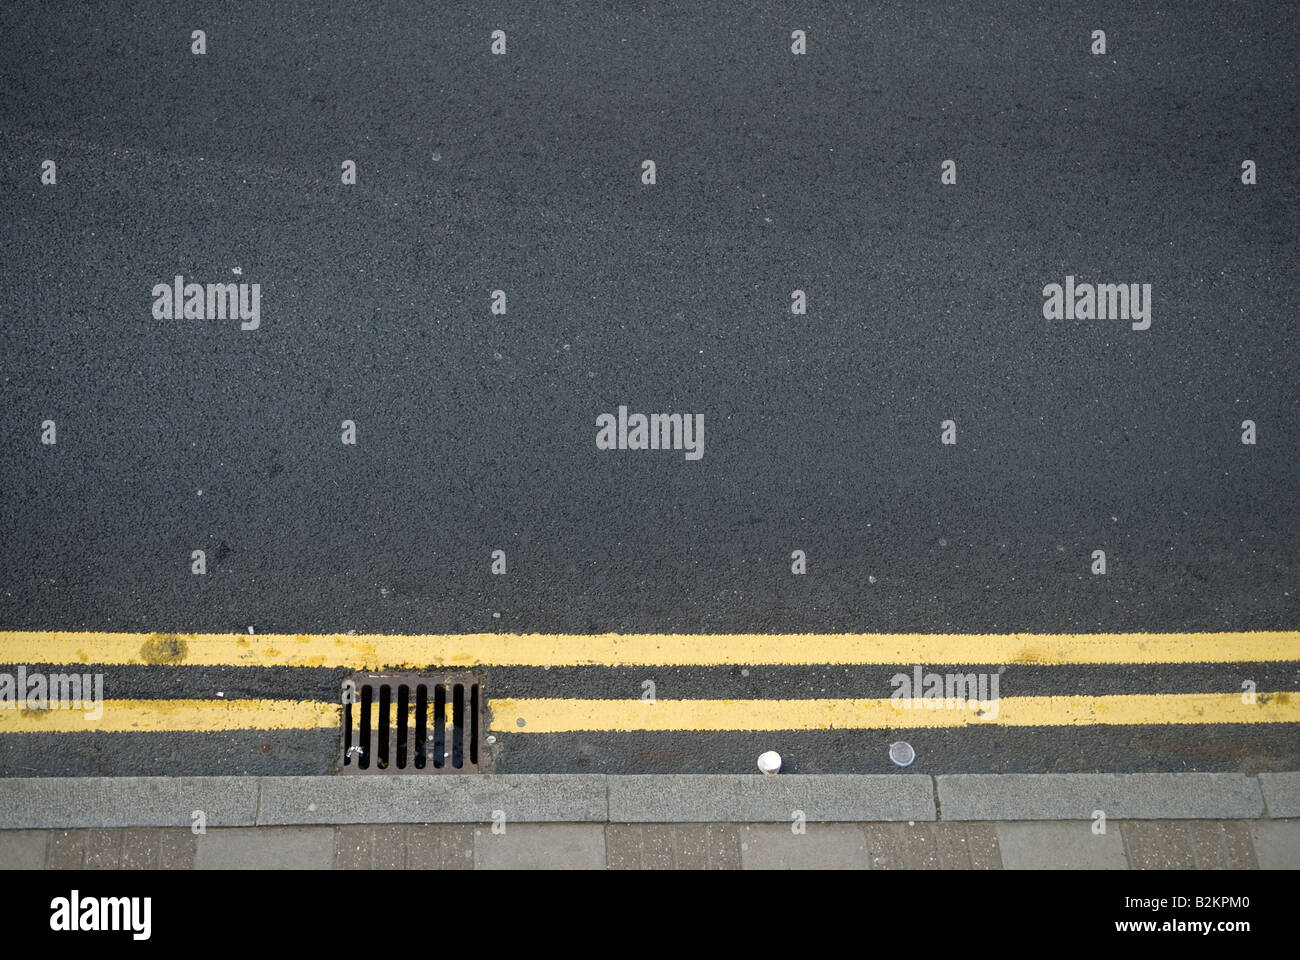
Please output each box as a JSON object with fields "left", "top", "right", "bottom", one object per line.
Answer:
{"left": 889, "top": 741, "right": 916, "bottom": 767}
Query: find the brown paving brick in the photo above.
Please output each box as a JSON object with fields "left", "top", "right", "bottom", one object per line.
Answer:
{"left": 935, "top": 822, "right": 981, "bottom": 869}
{"left": 335, "top": 825, "right": 372, "bottom": 869}
{"left": 1165, "top": 821, "right": 1198, "bottom": 869}
{"left": 900, "top": 823, "right": 941, "bottom": 869}
{"left": 1217, "top": 821, "right": 1259, "bottom": 870}
{"left": 670, "top": 825, "right": 712, "bottom": 870}
{"left": 84, "top": 829, "right": 122, "bottom": 869}
{"left": 1122, "top": 821, "right": 1197, "bottom": 870}
{"left": 604, "top": 825, "right": 741, "bottom": 870}
{"left": 407, "top": 825, "right": 474, "bottom": 870}
{"left": 370, "top": 825, "right": 405, "bottom": 870}
{"left": 158, "top": 830, "right": 197, "bottom": 870}
{"left": 865, "top": 822, "right": 982, "bottom": 870}
{"left": 932, "top": 822, "right": 1004, "bottom": 869}
{"left": 863, "top": 822, "right": 906, "bottom": 869}
{"left": 908, "top": 824, "right": 943, "bottom": 869}
{"left": 704, "top": 824, "right": 741, "bottom": 870}
{"left": 48, "top": 830, "right": 87, "bottom": 870}
{"left": 120, "top": 829, "right": 160, "bottom": 870}
{"left": 604, "top": 825, "right": 643, "bottom": 869}
{"left": 639, "top": 824, "right": 675, "bottom": 870}
{"left": 964, "top": 823, "right": 1004, "bottom": 870}
{"left": 1185, "top": 821, "right": 1237, "bottom": 870}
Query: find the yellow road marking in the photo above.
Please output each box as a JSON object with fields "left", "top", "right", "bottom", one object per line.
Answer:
{"left": 490, "top": 692, "right": 1300, "bottom": 732}
{"left": 0, "top": 699, "right": 337, "bottom": 734}
{"left": 1, "top": 692, "right": 1295, "bottom": 733}
{"left": 1, "top": 630, "right": 1297, "bottom": 667}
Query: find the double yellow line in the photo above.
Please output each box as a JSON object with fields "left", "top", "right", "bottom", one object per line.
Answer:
{"left": 1, "top": 693, "right": 1296, "bottom": 734}
{"left": 1, "top": 630, "right": 1296, "bottom": 734}
{"left": 1, "top": 629, "right": 1297, "bottom": 667}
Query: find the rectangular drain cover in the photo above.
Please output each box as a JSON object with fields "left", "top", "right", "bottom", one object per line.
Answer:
{"left": 340, "top": 673, "right": 483, "bottom": 774}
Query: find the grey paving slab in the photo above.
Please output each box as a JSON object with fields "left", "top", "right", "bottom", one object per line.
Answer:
{"left": 0, "top": 777, "right": 259, "bottom": 828}
{"left": 0, "top": 830, "right": 47, "bottom": 869}
{"left": 938, "top": 774, "right": 1265, "bottom": 820}
{"left": 739, "top": 823, "right": 871, "bottom": 870}
{"left": 608, "top": 775, "right": 934, "bottom": 822}
{"left": 473, "top": 823, "right": 605, "bottom": 870}
{"left": 196, "top": 826, "right": 335, "bottom": 870}
{"left": 1259, "top": 773, "right": 1300, "bottom": 819}
{"left": 997, "top": 821, "right": 1128, "bottom": 870}
{"left": 256, "top": 775, "right": 607, "bottom": 824}
{"left": 1251, "top": 820, "right": 1300, "bottom": 870}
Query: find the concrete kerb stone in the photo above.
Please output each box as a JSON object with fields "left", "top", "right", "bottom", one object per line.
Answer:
{"left": 607, "top": 774, "right": 936, "bottom": 822}
{"left": 255, "top": 775, "right": 609, "bottom": 824}
{"left": 0, "top": 773, "right": 1291, "bottom": 828}
{"left": 936, "top": 773, "right": 1266, "bottom": 821}
{"left": 1258, "top": 773, "right": 1300, "bottom": 819}
{"left": 0, "top": 777, "right": 259, "bottom": 829}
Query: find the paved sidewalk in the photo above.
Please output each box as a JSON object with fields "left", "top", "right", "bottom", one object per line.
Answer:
{"left": 2, "top": 819, "right": 1296, "bottom": 869}
{"left": 3, "top": 773, "right": 1296, "bottom": 868}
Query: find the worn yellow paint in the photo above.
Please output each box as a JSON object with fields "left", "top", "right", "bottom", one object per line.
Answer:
{"left": 0, "top": 692, "right": 1296, "bottom": 734}
{"left": 489, "top": 692, "right": 1300, "bottom": 733}
{"left": 0, "top": 699, "right": 338, "bottom": 734}
{"left": 1, "top": 630, "right": 1297, "bottom": 667}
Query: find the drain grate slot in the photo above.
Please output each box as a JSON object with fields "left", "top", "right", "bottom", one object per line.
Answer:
{"left": 414, "top": 684, "right": 428, "bottom": 769}
{"left": 341, "top": 674, "right": 483, "bottom": 774}
{"left": 358, "top": 684, "right": 372, "bottom": 770}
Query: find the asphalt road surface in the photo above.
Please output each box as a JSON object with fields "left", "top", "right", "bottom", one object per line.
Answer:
{"left": 1, "top": 1, "right": 1297, "bottom": 776}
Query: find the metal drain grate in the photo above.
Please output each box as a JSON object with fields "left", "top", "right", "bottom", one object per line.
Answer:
{"left": 340, "top": 674, "right": 482, "bottom": 774}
